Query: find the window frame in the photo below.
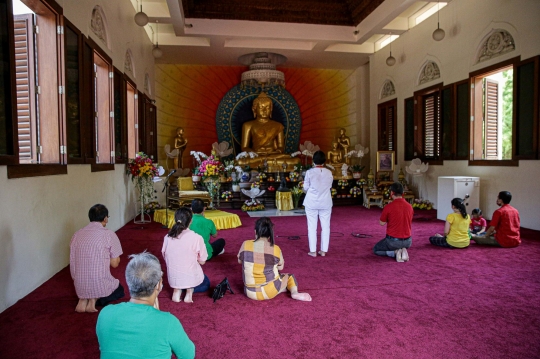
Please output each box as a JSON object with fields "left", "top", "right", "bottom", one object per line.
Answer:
{"left": 412, "top": 82, "right": 444, "bottom": 165}
{"left": 7, "top": 0, "right": 68, "bottom": 178}
{"left": 113, "top": 66, "right": 127, "bottom": 163}
{"left": 469, "top": 57, "right": 519, "bottom": 166}
{"left": 377, "top": 98, "right": 397, "bottom": 163}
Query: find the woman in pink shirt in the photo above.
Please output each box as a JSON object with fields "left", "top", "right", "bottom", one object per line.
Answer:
{"left": 162, "top": 207, "right": 209, "bottom": 303}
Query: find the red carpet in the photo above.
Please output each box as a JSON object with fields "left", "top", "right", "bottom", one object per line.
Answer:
{"left": 1, "top": 206, "right": 539, "bottom": 359}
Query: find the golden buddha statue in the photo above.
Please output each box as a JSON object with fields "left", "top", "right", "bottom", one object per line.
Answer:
{"left": 174, "top": 127, "right": 188, "bottom": 169}
{"left": 328, "top": 141, "right": 343, "bottom": 165}
{"left": 237, "top": 92, "right": 299, "bottom": 170}
{"left": 337, "top": 128, "right": 350, "bottom": 165}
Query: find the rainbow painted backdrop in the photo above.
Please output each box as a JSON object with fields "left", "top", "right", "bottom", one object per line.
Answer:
{"left": 155, "top": 65, "right": 358, "bottom": 169}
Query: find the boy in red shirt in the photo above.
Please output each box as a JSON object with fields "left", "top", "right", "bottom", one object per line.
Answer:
{"left": 471, "top": 191, "right": 521, "bottom": 247}
{"left": 373, "top": 182, "right": 414, "bottom": 262}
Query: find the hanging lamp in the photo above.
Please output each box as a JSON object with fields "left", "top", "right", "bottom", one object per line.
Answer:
{"left": 432, "top": 1, "right": 445, "bottom": 41}
{"left": 152, "top": 21, "right": 163, "bottom": 58}
{"left": 134, "top": 0, "right": 149, "bottom": 27}
{"left": 386, "top": 34, "right": 396, "bottom": 66}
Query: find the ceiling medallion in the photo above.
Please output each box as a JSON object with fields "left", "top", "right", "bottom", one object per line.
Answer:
{"left": 239, "top": 52, "right": 286, "bottom": 89}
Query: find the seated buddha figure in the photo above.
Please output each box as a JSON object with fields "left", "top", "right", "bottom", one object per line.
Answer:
{"left": 327, "top": 141, "right": 344, "bottom": 176}
{"left": 237, "top": 92, "right": 299, "bottom": 170}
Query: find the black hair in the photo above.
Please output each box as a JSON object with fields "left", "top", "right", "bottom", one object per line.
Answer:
{"left": 498, "top": 191, "right": 512, "bottom": 204}
{"left": 312, "top": 151, "right": 326, "bottom": 165}
{"left": 389, "top": 182, "right": 404, "bottom": 196}
{"left": 471, "top": 208, "right": 482, "bottom": 216}
{"left": 254, "top": 217, "right": 275, "bottom": 246}
{"left": 88, "top": 204, "right": 108, "bottom": 222}
{"left": 191, "top": 198, "right": 205, "bottom": 214}
{"left": 168, "top": 207, "right": 193, "bottom": 238}
{"left": 451, "top": 198, "right": 468, "bottom": 219}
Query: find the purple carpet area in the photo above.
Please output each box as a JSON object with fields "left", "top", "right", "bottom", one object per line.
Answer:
{"left": 1, "top": 207, "right": 539, "bottom": 359}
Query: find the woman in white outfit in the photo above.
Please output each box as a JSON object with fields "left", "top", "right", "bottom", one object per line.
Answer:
{"left": 303, "top": 151, "right": 334, "bottom": 257}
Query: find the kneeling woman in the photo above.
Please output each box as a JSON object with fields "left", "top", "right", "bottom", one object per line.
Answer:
{"left": 238, "top": 217, "right": 311, "bottom": 301}
{"left": 429, "top": 198, "right": 471, "bottom": 249}
{"left": 162, "top": 207, "right": 209, "bottom": 303}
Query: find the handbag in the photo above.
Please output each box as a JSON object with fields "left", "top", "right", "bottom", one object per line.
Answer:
{"left": 211, "top": 277, "right": 234, "bottom": 303}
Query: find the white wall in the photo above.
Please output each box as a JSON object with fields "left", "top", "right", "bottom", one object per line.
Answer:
{"left": 368, "top": 0, "right": 540, "bottom": 230}
{"left": 0, "top": 0, "right": 155, "bottom": 313}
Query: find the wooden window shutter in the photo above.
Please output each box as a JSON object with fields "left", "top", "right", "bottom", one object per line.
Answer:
{"left": 378, "top": 99, "right": 397, "bottom": 153}
{"left": 484, "top": 78, "right": 499, "bottom": 159}
{"left": 423, "top": 94, "right": 440, "bottom": 158}
{"left": 404, "top": 97, "right": 415, "bottom": 160}
{"left": 14, "top": 14, "right": 36, "bottom": 163}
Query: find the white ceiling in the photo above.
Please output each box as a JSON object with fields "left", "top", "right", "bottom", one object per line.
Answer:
{"left": 132, "top": 0, "right": 449, "bottom": 69}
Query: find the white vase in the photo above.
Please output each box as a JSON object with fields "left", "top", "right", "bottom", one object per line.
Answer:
{"left": 232, "top": 184, "right": 240, "bottom": 192}
{"left": 192, "top": 175, "right": 201, "bottom": 182}
{"left": 353, "top": 172, "right": 361, "bottom": 179}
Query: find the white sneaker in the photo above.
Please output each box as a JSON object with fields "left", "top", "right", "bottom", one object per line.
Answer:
{"left": 218, "top": 248, "right": 225, "bottom": 255}
{"left": 401, "top": 248, "right": 409, "bottom": 262}
{"left": 395, "top": 248, "right": 404, "bottom": 262}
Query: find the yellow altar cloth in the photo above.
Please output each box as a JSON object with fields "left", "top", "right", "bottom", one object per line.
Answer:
{"left": 275, "top": 191, "right": 294, "bottom": 211}
{"left": 153, "top": 209, "right": 242, "bottom": 230}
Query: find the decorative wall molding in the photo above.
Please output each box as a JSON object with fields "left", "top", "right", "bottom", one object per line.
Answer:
{"left": 419, "top": 61, "right": 441, "bottom": 85}
{"left": 124, "top": 49, "right": 134, "bottom": 78}
{"left": 380, "top": 80, "right": 395, "bottom": 99}
{"left": 476, "top": 29, "right": 515, "bottom": 64}
{"left": 90, "top": 6, "right": 109, "bottom": 48}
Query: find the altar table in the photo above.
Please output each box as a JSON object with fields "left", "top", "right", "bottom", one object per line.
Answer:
{"left": 153, "top": 209, "right": 242, "bottom": 230}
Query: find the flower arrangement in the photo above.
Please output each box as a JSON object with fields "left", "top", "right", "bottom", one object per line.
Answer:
{"left": 350, "top": 186, "right": 361, "bottom": 197}
{"left": 337, "top": 179, "right": 349, "bottom": 189}
{"left": 331, "top": 188, "right": 337, "bottom": 197}
{"left": 251, "top": 182, "right": 260, "bottom": 189}
{"left": 127, "top": 152, "right": 161, "bottom": 180}
{"left": 241, "top": 199, "right": 265, "bottom": 212}
{"left": 267, "top": 185, "right": 276, "bottom": 192}
{"left": 126, "top": 153, "right": 164, "bottom": 219}
{"left": 144, "top": 201, "right": 162, "bottom": 213}
{"left": 291, "top": 186, "right": 304, "bottom": 208}
{"left": 357, "top": 178, "right": 367, "bottom": 186}
{"left": 289, "top": 172, "right": 300, "bottom": 181}
{"left": 221, "top": 190, "right": 233, "bottom": 201}
{"left": 259, "top": 172, "right": 267, "bottom": 181}
{"left": 298, "top": 181, "right": 304, "bottom": 189}
{"left": 412, "top": 199, "right": 433, "bottom": 210}
{"left": 198, "top": 154, "right": 225, "bottom": 179}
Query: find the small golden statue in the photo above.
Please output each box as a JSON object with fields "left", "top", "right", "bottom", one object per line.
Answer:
{"left": 174, "top": 127, "right": 188, "bottom": 169}
{"left": 237, "top": 92, "right": 299, "bottom": 170}
{"left": 337, "top": 128, "right": 351, "bottom": 165}
{"left": 328, "top": 141, "right": 343, "bottom": 166}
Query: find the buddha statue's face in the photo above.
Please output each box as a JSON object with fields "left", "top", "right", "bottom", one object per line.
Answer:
{"left": 339, "top": 128, "right": 345, "bottom": 135}
{"left": 253, "top": 99, "right": 272, "bottom": 120}
{"left": 177, "top": 127, "right": 184, "bottom": 136}
{"left": 332, "top": 142, "right": 338, "bottom": 150}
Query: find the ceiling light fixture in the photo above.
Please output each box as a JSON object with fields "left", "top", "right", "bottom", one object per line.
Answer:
{"left": 152, "top": 22, "right": 162, "bottom": 58}
{"left": 386, "top": 34, "right": 396, "bottom": 66}
{"left": 239, "top": 52, "right": 286, "bottom": 89}
{"left": 432, "top": 1, "right": 445, "bottom": 41}
{"left": 134, "top": 0, "right": 149, "bottom": 27}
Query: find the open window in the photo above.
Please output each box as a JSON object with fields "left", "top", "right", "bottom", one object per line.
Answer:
{"left": 12, "top": 0, "right": 62, "bottom": 165}
{"left": 409, "top": 83, "right": 443, "bottom": 162}
{"left": 93, "top": 51, "right": 113, "bottom": 165}
{"left": 471, "top": 65, "right": 513, "bottom": 161}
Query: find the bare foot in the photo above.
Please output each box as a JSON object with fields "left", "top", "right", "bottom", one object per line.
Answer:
{"left": 318, "top": 251, "right": 326, "bottom": 257}
{"left": 75, "top": 299, "right": 88, "bottom": 313}
{"left": 308, "top": 252, "right": 317, "bottom": 257}
{"left": 172, "top": 289, "right": 182, "bottom": 303}
{"left": 184, "top": 288, "right": 194, "bottom": 303}
{"left": 85, "top": 298, "right": 98, "bottom": 313}
{"left": 291, "top": 292, "right": 312, "bottom": 301}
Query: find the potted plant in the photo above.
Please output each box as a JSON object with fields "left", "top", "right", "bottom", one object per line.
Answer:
{"left": 231, "top": 178, "right": 241, "bottom": 192}
{"left": 350, "top": 165, "right": 365, "bottom": 179}
{"left": 192, "top": 168, "right": 201, "bottom": 182}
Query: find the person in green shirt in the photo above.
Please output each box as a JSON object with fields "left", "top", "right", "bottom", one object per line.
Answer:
{"left": 96, "top": 252, "right": 195, "bottom": 359}
{"left": 190, "top": 198, "right": 226, "bottom": 260}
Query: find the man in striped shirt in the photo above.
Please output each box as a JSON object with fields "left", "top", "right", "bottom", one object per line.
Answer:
{"left": 70, "top": 204, "right": 124, "bottom": 313}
